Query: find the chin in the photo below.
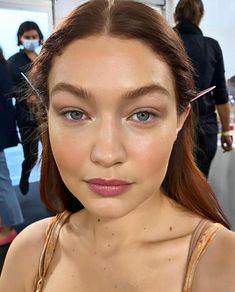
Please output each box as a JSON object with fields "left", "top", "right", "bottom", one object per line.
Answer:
{"left": 84, "top": 199, "right": 134, "bottom": 220}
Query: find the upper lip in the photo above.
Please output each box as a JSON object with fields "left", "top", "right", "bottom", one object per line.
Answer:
{"left": 86, "top": 178, "right": 132, "bottom": 186}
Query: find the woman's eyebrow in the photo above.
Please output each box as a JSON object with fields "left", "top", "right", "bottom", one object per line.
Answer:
{"left": 123, "top": 84, "right": 171, "bottom": 100}
{"left": 50, "top": 82, "right": 170, "bottom": 101}
{"left": 50, "top": 82, "right": 94, "bottom": 100}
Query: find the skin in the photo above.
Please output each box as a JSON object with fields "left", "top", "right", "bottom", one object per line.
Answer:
{"left": 48, "top": 35, "right": 196, "bottom": 291}
{"left": 0, "top": 35, "right": 235, "bottom": 292}
{"left": 48, "top": 36, "right": 188, "bottom": 221}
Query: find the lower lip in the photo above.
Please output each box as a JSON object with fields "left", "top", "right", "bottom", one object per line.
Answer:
{"left": 87, "top": 183, "right": 132, "bottom": 197}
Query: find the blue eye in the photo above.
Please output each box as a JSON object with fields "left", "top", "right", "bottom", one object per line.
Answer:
{"left": 132, "top": 111, "right": 155, "bottom": 123}
{"left": 64, "top": 110, "right": 86, "bottom": 120}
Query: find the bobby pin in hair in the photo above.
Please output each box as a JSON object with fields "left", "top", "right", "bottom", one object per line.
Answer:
{"left": 191, "top": 86, "right": 216, "bottom": 102}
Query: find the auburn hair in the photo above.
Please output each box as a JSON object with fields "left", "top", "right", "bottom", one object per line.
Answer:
{"left": 29, "top": 0, "right": 229, "bottom": 227}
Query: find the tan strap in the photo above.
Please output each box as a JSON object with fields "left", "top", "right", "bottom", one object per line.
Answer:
{"left": 34, "top": 211, "right": 72, "bottom": 292}
{"left": 186, "top": 219, "right": 209, "bottom": 264}
{"left": 183, "top": 222, "right": 224, "bottom": 292}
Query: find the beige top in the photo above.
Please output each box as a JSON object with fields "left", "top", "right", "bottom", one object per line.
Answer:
{"left": 33, "top": 211, "right": 224, "bottom": 292}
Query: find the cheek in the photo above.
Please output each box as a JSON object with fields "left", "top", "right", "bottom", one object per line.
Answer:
{"left": 48, "top": 121, "right": 88, "bottom": 176}
{"left": 129, "top": 128, "right": 176, "bottom": 176}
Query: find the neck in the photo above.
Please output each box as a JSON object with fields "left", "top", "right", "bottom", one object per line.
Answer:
{"left": 24, "top": 49, "right": 37, "bottom": 61}
{"left": 75, "top": 191, "right": 183, "bottom": 253}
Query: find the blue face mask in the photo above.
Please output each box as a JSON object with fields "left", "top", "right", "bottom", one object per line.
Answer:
{"left": 22, "top": 39, "right": 39, "bottom": 52}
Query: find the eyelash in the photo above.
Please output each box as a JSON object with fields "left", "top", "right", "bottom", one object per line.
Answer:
{"left": 63, "top": 110, "right": 88, "bottom": 121}
{"left": 61, "top": 109, "right": 158, "bottom": 124}
{"left": 129, "top": 110, "right": 157, "bottom": 124}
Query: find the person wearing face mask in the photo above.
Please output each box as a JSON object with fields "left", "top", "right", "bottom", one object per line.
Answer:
{"left": 8, "top": 21, "right": 44, "bottom": 195}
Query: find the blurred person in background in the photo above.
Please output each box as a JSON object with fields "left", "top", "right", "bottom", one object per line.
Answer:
{"left": 8, "top": 21, "right": 44, "bottom": 194}
{"left": 174, "top": 0, "right": 233, "bottom": 178}
{"left": 0, "top": 47, "right": 23, "bottom": 246}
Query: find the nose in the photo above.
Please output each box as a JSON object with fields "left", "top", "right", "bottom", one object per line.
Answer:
{"left": 90, "top": 119, "right": 127, "bottom": 167}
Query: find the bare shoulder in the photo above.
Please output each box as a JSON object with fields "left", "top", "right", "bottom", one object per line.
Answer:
{"left": 0, "top": 216, "right": 53, "bottom": 292}
{"left": 212, "top": 227, "right": 235, "bottom": 271}
{"left": 192, "top": 226, "right": 235, "bottom": 291}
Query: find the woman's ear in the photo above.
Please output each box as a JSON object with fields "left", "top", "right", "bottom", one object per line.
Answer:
{"left": 176, "top": 104, "right": 191, "bottom": 134}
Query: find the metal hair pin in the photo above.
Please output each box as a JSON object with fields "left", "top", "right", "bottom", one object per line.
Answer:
{"left": 21, "top": 72, "right": 43, "bottom": 102}
{"left": 191, "top": 86, "right": 216, "bottom": 102}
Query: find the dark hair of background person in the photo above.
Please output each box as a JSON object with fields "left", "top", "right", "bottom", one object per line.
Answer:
{"left": 29, "top": 0, "right": 229, "bottom": 228}
{"left": 174, "top": 0, "right": 204, "bottom": 25}
{"left": 17, "top": 21, "right": 44, "bottom": 46}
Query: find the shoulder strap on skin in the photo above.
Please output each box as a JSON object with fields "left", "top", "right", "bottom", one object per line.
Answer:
{"left": 183, "top": 221, "right": 224, "bottom": 292}
{"left": 34, "top": 210, "right": 72, "bottom": 292}
{"left": 187, "top": 219, "right": 209, "bottom": 261}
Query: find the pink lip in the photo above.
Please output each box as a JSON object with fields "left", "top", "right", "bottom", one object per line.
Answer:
{"left": 86, "top": 178, "right": 133, "bottom": 197}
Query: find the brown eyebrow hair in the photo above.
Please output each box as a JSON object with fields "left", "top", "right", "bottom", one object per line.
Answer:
{"left": 50, "top": 83, "right": 93, "bottom": 100}
{"left": 50, "top": 82, "right": 171, "bottom": 101}
{"left": 124, "top": 83, "right": 170, "bottom": 100}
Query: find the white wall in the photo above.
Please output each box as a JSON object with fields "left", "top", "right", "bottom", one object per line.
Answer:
{"left": 200, "top": 0, "right": 235, "bottom": 80}
{"left": 0, "top": 0, "right": 51, "bottom": 12}
{"left": 55, "top": 0, "right": 85, "bottom": 24}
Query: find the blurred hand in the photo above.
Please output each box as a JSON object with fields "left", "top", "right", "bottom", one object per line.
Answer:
{"left": 221, "top": 135, "right": 233, "bottom": 152}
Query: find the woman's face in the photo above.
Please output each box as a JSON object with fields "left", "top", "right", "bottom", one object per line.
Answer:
{"left": 48, "top": 35, "right": 188, "bottom": 219}
{"left": 20, "top": 29, "right": 40, "bottom": 44}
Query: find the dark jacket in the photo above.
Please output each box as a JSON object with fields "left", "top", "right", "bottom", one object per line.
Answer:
{"left": 0, "top": 61, "right": 19, "bottom": 151}
{"left": 175, "top": 21, "right": 229, "bottom": 135}
{"left": 8, "top": 50, "right": 36, "bottom": 125}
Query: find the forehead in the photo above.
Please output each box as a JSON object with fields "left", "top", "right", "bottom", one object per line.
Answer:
{"left": 21, "top": 30, "right": 39, "bottom": 37}
{"left": 48, "top": 35, "right": 176, "bottom": 99}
